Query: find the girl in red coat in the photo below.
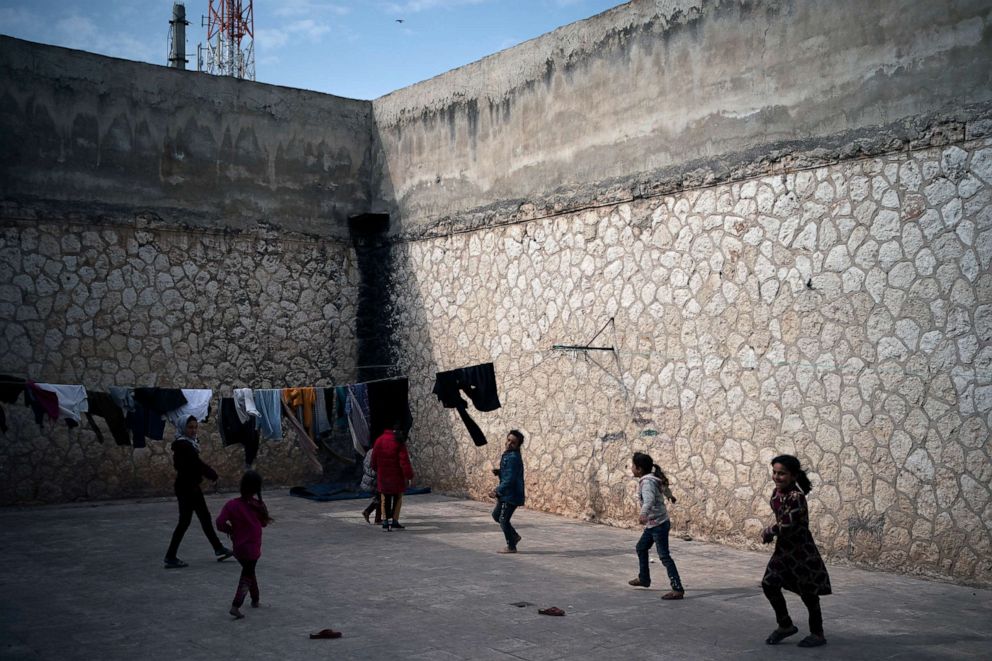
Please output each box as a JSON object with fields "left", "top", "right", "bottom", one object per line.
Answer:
{"left": 216, "top": 470, "right": 272, "bottom": 619}
{"left": 370, "top": 426, "right": 413, "bottom": 531}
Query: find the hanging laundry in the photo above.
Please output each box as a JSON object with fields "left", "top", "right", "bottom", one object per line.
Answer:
{"left": 333, "top": 386, "right": 349, "bottom": 430}
{"left": 25, "top": 381, "right": 60, "bottom": 428}
{"left": 219, "top": 397, "right": 261, "bottom": 466}
{"left": 35, "top": 384, "right": 89, "bottom": 424}
{"left": 314, "top": 387, "right": 332, "bottom": 438}
{"left": 84, "top": 391, "right": 130, "bottom": 445}
{"left": 281, "top": 400, "right": 323, "bottom": 470}
{"left": 0, "top": 374, "right": 25, "bottom": 433}
{"left": 126, "top": 403, "right": 166, "bottom": 448}
{"left": 166, "top": 389, "right": 213, "bottom": 429}
{"left": 233, "top": 388, "right": 260, "bottom": 424}
{"left": 282, "top": 388, "right": 317, "bottom": 438}
{"left": 346, "top": 384, "right": 371, "bottom": 455}
{"left": 108, "top": 386, "right": 135, "bottom": 413}
{"left": 367, "top": 377, "right": 412, "bottom": 443}
{"left": 253, "top": 389, "right": 283, "bottom": 441}
{"left": 133, "top": 387, "right": 187, "bottom": 415}
{"left": 432, "top": 362, "right": 501, "bottom": 446}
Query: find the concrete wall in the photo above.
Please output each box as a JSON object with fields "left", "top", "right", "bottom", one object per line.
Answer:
{"left": 0, "top": 36, "right": 375, "bottom": 237}
{"left": 371, "top": 0, "right": 992, "bottom": 236}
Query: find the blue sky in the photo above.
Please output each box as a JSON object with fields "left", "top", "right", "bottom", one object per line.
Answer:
{"left": 0, "top": 0, "right": 622, "bottom": 99}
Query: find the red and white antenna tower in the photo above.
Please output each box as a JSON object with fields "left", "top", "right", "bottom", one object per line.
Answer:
{"left": 198, "top": 0, "right": 255, "bottom": 80}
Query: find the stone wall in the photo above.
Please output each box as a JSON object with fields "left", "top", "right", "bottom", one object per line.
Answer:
{"left": 371, "top": 0, "right": 992, "bottom": 235}
{"left": 0, "top": 219, "right": 360, "bottom": 504}
{"left": 389, "top": 133, "right": 992, "bottom": 585}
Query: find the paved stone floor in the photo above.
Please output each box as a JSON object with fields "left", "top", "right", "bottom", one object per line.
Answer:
{"left": 1, "top": 492, "right": 989, "bottom": 660}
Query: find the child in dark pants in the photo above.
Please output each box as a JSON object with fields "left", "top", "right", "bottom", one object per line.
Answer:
{"left": 628, "top": 451, "right": 684, "bottom": 599}
{"left": 216, "top": 470, "right": 272, "bottom": 619}
{"left": 164, "top": 416, "right": 232, "bottom": 568}
{"left": 489, "top": 430, "right": 525, "bottom": 553}
{"left": 761, "top": 454, "right": 831, "bottom": 647}
{"left": 371, "top": 425, "right": 413, "bottom": 531}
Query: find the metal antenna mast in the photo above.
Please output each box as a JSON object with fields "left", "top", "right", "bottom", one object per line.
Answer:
{"left": 198, "top": 0, "right": 255, "bottom": 80}
{"left": 167, "top": 2, "right": 189, "bottom": 69}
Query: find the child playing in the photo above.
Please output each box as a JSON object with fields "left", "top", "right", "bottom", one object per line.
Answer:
{"left": 370, "top": 424, "right": 413, "bottom": 531}
{"left": 489, "top": 429, "right": 525, "bottom": 553}
{"left": 761, "top": 454, "right": 831, "bottom": 647}
{"left": 628, "top": 452, "right": 684, "bottom": 599}
{"left": 215, "top": 470, "right": 272, "bottom": 619}
{"left": 359, "top": 447, "right": 381, "bottom": 524}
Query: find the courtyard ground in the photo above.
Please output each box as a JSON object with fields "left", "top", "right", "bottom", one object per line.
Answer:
{"left": 0, "top": 492, "right": 989, "bottom": 660}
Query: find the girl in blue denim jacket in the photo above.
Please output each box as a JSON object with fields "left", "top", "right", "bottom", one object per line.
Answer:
{"left": 628, "top": 452, "right": 684, "bottom": 599}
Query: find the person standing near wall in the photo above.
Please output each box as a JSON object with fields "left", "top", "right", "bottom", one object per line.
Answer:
{"left": 164, "top": 416, "right": 233, "bottom": 568}
{"left": 489, "top": 430, "right": 525, "bottom": 553}
{"left": 371, "top": 423, "right": 414, "bottom": 531}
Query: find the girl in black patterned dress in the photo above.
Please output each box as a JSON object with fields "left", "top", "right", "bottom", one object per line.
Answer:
{"left": 761, "top": 454, "right": 831, "bottom": 648}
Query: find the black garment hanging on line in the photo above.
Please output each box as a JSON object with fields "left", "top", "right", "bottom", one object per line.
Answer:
{"left": 84, "top": 391, "right": 130, "bottom": 446}
{"left": 133, "top": 387, "right": 187, "bottom": 414}
{"left": 126, "top": 404, "right": 166, "bottom": 448}
{"left": 218, "top": 397, "right": 260, "bottom": 466}
{"left": 432, "top": 363, "right": 501, "bottom": 447}
{"left": 367, "top": 378, "right": 413, "bottom": 443}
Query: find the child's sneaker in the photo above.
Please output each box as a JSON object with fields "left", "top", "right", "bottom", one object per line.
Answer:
{"left": 215, "top": 547, "right": 233, "bottom": 561}
{"left": 164, "top": 557, "right": 188, "bottom": 569}
{"left": 250, "top": 601, "right": 260, "bottom": 608}
{"left": 229, "top": 607, "right": 245, "bottom": 619}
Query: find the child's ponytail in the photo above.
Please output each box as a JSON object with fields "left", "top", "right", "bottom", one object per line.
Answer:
{"left": 240, "top": 470, "right": 273, "bottom": 524}
{"left": 652, "top": 464, "right": 669, "bottom": 486}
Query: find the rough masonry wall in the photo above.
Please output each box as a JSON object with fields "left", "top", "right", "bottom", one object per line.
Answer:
{"left": 391, "top": 134, "right": 992, "bottom": 585}
{"left": 0, "top": 221, "right": 359, "bottom": 504}
{"left": 0, "top": 37, "right": 373, "bottom": 504}
{"left": 371, "top": 0, "right": 992, "bottom": 235}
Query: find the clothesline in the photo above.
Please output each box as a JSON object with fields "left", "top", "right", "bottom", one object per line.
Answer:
{"left": 0, "top": 375, "right": 410, "bottom": 392}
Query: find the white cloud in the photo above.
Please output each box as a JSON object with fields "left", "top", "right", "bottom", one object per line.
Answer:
{"left": 384, "top": 0, "right": 489, "bottom": 14}
{"left": 274, "top": 1, "right": 350, "bottom": 18}
{"left": 497, "top": 36, "right": 519, "bottom": 51}
{"left": 50, "top": 13, "right": 160, "bottom": 64}
{"left": 255, "top": 17, "right": 334, "bottom": 54}
{"left": 288, "top": 19, "right": 332, "bottom": 40}
{"left": 255, "top": 27, "right": 290, "bottom": 50}
{"left": 0, "top": 7, "right": 41, "bottom": 32}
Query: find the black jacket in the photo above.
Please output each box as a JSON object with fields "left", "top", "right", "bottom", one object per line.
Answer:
{"left": 172, "top": 437, "right": 218, "bottom": 488}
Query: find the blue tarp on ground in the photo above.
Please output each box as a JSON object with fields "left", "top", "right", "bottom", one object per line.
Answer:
{"left": 288, "top": 482, "right": 431, "bottom": 502}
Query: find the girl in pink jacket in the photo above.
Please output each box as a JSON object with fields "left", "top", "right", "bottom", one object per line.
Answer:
{"left": 216, "top": 470, "right": 272, "bottom": 619}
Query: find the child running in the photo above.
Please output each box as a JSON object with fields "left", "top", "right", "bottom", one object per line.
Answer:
{"left": 215, "top": 470, "right": 272, "bottom": 619}
{"left": 628, "top": 451, "right": 684, "bottom": 599}
{"left": 761, "top": 454, "right": 831, "bottom": 647}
